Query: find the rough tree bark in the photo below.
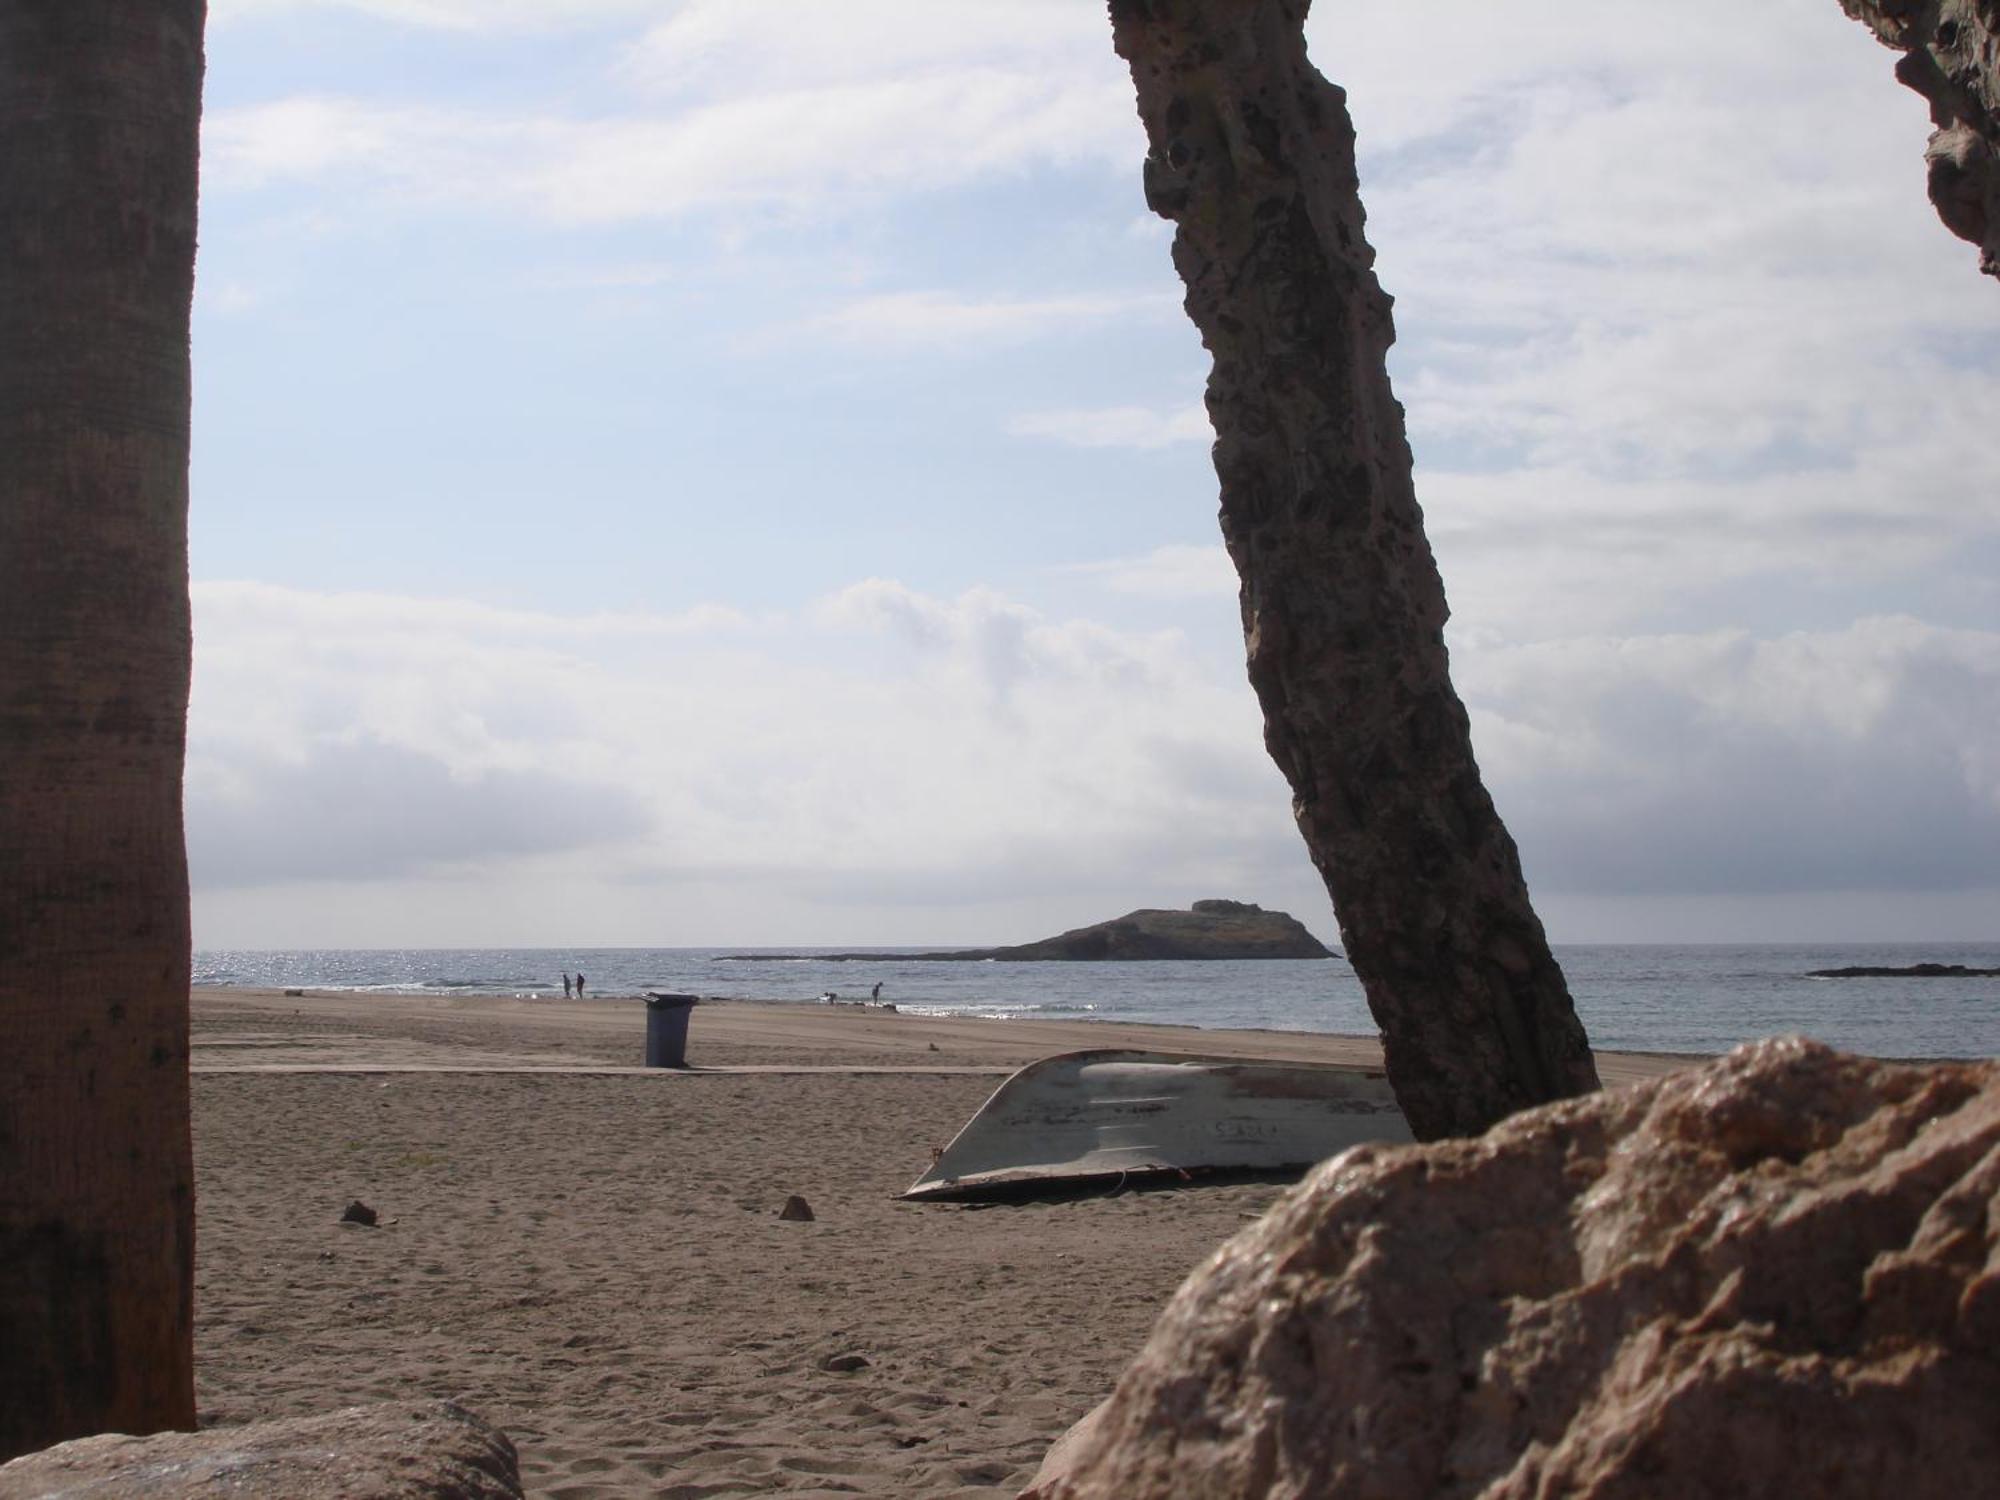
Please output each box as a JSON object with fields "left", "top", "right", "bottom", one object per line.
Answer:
{"left": 0, "top": 1, "right": 206, "bottom": 1458}
{"left": 1109, "top": 0, "right": 1599, "bottom": 1140}
{"left": 1840, "top": 0, "right": 2000, "bottom": 281}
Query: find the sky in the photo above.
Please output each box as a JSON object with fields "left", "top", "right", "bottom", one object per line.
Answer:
{"left": 186, "top": 0, "right": 2000, "bottom": 949}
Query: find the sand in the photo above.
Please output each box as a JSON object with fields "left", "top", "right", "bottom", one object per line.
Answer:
{"left": 190, "top": 987, "right": 1693, "bottom": 1497}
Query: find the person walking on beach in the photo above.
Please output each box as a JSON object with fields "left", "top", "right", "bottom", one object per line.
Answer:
{"left": 575, "top": 972, "right": 586, "bottom": 999}
{"left": 872, "top": 981, "right": 883, "bottom": 1003}
{"left": 562, "top": 974, "right": 572, "bottom": 998}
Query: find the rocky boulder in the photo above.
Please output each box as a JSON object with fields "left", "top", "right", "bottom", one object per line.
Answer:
{"left": 1841, "top": 0, "right": 2000, "bottom": 280}
{"left": 1024, "top": 1037, "right": 2000, "bottom": 1498}
{"left": 0, "top": 1401, "right": 522, "bottom": 1499}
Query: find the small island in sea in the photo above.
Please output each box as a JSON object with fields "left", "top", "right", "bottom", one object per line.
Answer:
{"left": 726, "top": 899, "right": 1338, "bottom": 963}
{"left": 1805, "top": 962, "right": 2000, "bottom": 978}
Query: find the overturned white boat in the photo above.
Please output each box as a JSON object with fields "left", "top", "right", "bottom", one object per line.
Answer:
{"left": 902, "top": 1048, "right": 1411, "bottom": 1201}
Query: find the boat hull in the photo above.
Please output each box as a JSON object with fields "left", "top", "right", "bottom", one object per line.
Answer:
{"left": 902, "top": 1049, "right": 1411, "bottom": 1201}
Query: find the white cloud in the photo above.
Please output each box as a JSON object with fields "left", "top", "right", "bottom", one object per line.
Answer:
{"left": 1268, "top": 0, "right": 2000, "bottom": 647}
{"left": 211, "top": 0, "right": 663, "bottom": 29}
{"left": 1064, "top": 545, "right": 1238, "bottom": 601}
{"left": 199, "top": 580, "right": 753, "bottom": 651}
{"left": 1309, "top": 0, "right": 1911, "bottom": 162}
{"left": 205, "top": 79, "right": 1128, "bottom": 225}
{"left": 202, "top": 0, "right": 1136, "bottom": 225}
{"left": 815, "top": 578, "right": 1185, "bottom": 706}
{"left": 794, "top": 289, "right": 1178, "bottom": 352}
{"left": 1010, "top": 403, "right": 1210, "bottom": 450}
{"left": 206, "top": 97, "right": 412, "bottom": 189}
{"left": 189, "top": 740, "right": 650, "bottom": 885}
{"left": 187, "top": 578, "right": 1304, "bottom": 943}
{"left": 1462, "top": 617, "right": 2000, "bottom": 895}
{"left": 199, "top": 279, "right": 268, "bottom": 316}
{"left": 1422, "top": 441, "right": 2000, "bottom": 641}
{"left": 538, "top": 260, "right": 678, "bottom": 291}
{"left": 189, "top": 577, "right": 2000, "bottom": 945}
{"left": 623, "top": 1, "right": 1111, "bottom": 96}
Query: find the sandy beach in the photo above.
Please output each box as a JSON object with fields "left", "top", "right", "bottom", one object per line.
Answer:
{"left": 190, "top": 987, "right": 1692, "bottom": 1497}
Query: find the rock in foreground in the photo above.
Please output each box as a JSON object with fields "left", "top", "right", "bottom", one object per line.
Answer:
{"left": 0, "top": 1401, "right": 522, "bottom": 1499}
{"left": 1025, "top": 1038, "right": 2000, "bottom": 1498}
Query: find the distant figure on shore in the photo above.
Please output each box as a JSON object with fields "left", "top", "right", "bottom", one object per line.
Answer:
{"left": 562, "top": 974, "right": 572, "bottom": 998}
{"left": 820, "top": 990, "right": 838, "bottom": 1004}
{"left": 872, "top": 981, "right": 883, "bottom": 1002}
{"left": 575, "top": 972, "right": 586, "bottom": 999}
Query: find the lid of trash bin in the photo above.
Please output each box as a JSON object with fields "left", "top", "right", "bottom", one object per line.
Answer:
{"left": 645, "top": 991, "right": 699, "bottom": 1007}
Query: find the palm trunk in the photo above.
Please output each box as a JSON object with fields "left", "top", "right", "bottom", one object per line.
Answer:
{"left": 0, "top": 1, "right": 206, "bottom": 1457}
{"left": 1109, "top": 0, "right": 1599, "bottom": 1139}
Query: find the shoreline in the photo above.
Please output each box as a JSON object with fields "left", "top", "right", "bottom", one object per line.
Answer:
{"left": 192, "top": 985, "right": 1700, "bottom": 1088}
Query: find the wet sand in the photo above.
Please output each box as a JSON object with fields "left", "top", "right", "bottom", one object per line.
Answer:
{"left": 190, "top": 987, "right": 1692, "bottom": 1496}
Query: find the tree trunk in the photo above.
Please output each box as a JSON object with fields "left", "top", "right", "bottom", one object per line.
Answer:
{"left": 1109, "top": 0, "right": 1600, "bottom": 1140}
{"left": 0, "top": 1, "right": 205, "bottom": 1458}
{"left": 1838, "top": 0, "right": 2000, "bottom": 282}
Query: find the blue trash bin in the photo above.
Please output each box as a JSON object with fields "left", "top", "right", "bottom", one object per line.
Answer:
{"left": 643, "top": 992, "right": 697, "bottom": 1068}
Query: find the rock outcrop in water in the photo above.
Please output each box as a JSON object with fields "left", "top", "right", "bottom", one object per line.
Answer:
{"left": 773, "top": 901, "right": 1334, "bottom": 962}
{"left": 964, "top": 901, "right": 1333, "bottom": 960}
{"left": 1109, "top": 0, "right": 1599, "bottom": 1139}
{"left": 1024, "top": 1038, "right": 2000, "bottom": 1499}
{"left": 1841, "top": 0, "right": 2000, "bottom": 280}
{"left": 1808, "top": 962, "right": 2000, "bottom": 977}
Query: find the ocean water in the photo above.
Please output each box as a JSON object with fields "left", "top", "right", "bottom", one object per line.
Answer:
{"left": 193, "top": 943, "right": 2000, "bottom": 1060}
